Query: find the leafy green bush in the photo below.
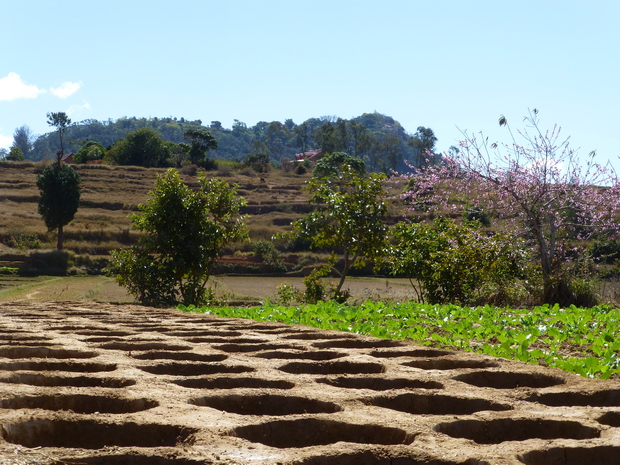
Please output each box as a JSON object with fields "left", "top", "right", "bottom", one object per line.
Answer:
{"left": 74, "top": 141, "right": 106, "bottom": 163}
{"left": 391, "top": 217, "right": 527, "bottom": 305}
{"left": 252, "top": 240, "right": 286, "bottom": 271}
{"left": 313, "top": 152, "right": 365, "bottom": 179}
{"left": 302, "top": 266, "right": 331, "bottom": 304}
{"left": 4, "top": 230, "right": 41, "bottom": 251}
{"left": 463, "top": 204, "right": 491, "bottom": 226}
{"left": 276, "top": 282, "right": 301, "bottom": 305}
{"left": 109, "top": 169, "right": 248, "bottom": 307}
{"left": 24, "top": 250, "right": 74, "bottom": 276}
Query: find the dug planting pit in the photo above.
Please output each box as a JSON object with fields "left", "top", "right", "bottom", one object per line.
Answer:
{"left": 526, "top": 389, "right": 620, "bottom": 407}
{"left": 370, "top": 393, "right": 512, "bottom": 415}
{"left": 0, "top": 300, "right": 617, "bottom": 464}
{"left": 173, "top": 377, "right": 295, "bottom": 390}
{"left": 278, "top": 360, "right": 386, "bottom": 375}
{"left": 518, "top": 446, "right": 620, "bottom": 465}
{"left": 403, "top": 357, "right": 500, "bottom": 370}
{"left": 453, "top": 370, "right": 565, "bottom": 389}
{"left": 434, "top": 417, "right": 600, "bottom": 444}
{"left": 317, "top": 376, "right": 443, "bottom": 391}
{"left": 0, "top": 394, "right": 158, "bottom": 414}
{"left": 213, "top": 342, "right": 300, "bottom": 353}
{"left": 370, "top": 348, "right": 454, "bottom": 358}
{"left": 0, "top": 419, "right": 196, "bottom": 449}
{"left": 253, "top": 350, "right": 346, "bottom": 361}
{"left": 0, "top": 373, "right": 136, "bottom": 388}
{"left": 232, "top": 418, "right": 414, "bottom": 448}
{"left": 138, "top": 362, "right": 255, "bottom": 376}
{"left": 131, "top": 351, "right": 228, "bottom": 362}
{"left": 0, "top": 360, "right": 117, "bottom": 372}
{"left": 312, "top": 338, "right": 406, "bottom": 349}
{"left": 0, "top": 347, "right": 99, "bottom": 359}
{"left": 190, "top": 394, "right": 342, "bottom": 415}
{"left": 97, "top": 342, "right": 192, "bottom": 351}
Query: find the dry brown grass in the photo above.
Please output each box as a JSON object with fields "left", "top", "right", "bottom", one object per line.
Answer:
{"left": 0, "top": 161, "right": 318, "bottom": 255}
{"left": 0, "top": 274, "right": 419, "bottom": 306}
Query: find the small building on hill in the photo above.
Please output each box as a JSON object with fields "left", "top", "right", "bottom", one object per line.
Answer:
{"left": 294, "top": 149, "right": 324, "bottom": 164}
{"left": 61, "top": 152, "right": 76, "bottom": 164}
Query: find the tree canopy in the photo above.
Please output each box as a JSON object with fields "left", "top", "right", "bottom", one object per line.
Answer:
{"left": 36, "top": 163, "right": 81, "bottom": 250}
{"left": 290, "top": 163, "right": 389, "bottom": 300}
{"left": 313, "top": 152, "right": 366, "bottom": 179}
{"left": 107, "top": 127, "right": 171, "bottom": 167}
{"left": 402, "top": 109, "right": 620, "bottom": 303}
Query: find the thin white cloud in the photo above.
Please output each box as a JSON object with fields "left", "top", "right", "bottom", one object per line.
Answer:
{"left": 0, "top": 73, "right": 45, "bottom": 101}
{"left": 66, "top": 102, "right": 91, "bottom": 117}
{"left": 0, "top": 135, "right": 12, "bottom": 149}
{"left": 50, "top": 81, "right": 82, "bottom": 98}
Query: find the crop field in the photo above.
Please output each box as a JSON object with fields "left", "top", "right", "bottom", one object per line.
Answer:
{"left": 183, "top": 300, "right": 620, "bottom": 379}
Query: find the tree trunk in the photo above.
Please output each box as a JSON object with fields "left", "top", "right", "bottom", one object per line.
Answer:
{"left": 57, "top": 224, "right": 63, "bottom": 250}
{"left": 333, "top": 253, "right": 355, "bottom": 299}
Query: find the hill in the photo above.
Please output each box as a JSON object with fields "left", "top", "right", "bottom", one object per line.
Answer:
{"left": 22, "top": 113, "right": 436, "bottom": 173}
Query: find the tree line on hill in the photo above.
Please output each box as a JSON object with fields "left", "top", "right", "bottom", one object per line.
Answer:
{"left": 4, "top": 112, "right": 440, "bottom": 173}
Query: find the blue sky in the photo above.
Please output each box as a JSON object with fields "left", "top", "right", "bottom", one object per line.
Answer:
{"left": 1, "top": 0, "right": 618, "bottom": 168}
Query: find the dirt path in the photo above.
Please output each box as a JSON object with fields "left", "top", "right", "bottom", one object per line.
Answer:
{"left": 0, "top": 301, "right": 618, "bottom": 464}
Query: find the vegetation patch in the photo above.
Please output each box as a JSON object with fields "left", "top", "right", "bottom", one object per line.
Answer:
{"left": 182, "top": 301, "right": 620, "bottom": 379}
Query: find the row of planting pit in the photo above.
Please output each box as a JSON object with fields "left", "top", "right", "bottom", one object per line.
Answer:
{"left": 0, "top": 303, "right": 618, "bottom": 464}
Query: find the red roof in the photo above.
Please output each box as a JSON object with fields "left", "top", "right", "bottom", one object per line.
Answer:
{"left": 294, "top": 149, "right": 324, "bottom": 162}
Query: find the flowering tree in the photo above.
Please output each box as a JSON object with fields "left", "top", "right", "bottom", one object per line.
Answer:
{"left": 402, "top": 110, "right": 620, "bottom": 302}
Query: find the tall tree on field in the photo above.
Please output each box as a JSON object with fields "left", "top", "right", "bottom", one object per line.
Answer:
{"left": 37, "top": 112, "right": 81, "bottom": 250}
{"left": 47, "top": 112, "right": 72, "bottom": 163}
{"left": 183, "top": 127, "right": 218, "bottom": 165}
{"left": 12, "top": 125, "right": 35, "bottom": 159}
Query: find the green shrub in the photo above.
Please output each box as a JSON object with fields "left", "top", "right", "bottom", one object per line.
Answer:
{"left": 24, "top": 250, "right": 74, "bottom": 276}
{"left": 276, "top": 282, "right": 301, "bottom": 305}
{"left": 463, "top": 204, "right": 491, "bottom": 227}
{"left": 302, "top": 265, "right": 331, "bottom": 304}
{"left": 109, "top": 169, "right": 248, "bottom": 307}
{"left": 391, "top": 217, "right": 527, "bottom": 305}
{"left": 253, "top": 240, "right": 286, "bottom": 271}
{"left": 4, "top": 230, "right": 41, "bottom": 251}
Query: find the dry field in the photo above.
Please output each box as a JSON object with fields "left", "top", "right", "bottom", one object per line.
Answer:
{"left": 0, "top": 160, "right": 334, "bottom": 254}
{"left": 0, "top": 274, "right": 419, "bottom": 307}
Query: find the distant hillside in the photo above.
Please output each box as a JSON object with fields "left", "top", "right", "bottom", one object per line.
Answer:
{"left": 27, "top": 112, "right": 438, "bottom": 173}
